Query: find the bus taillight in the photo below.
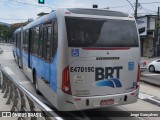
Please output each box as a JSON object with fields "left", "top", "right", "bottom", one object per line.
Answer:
{"left": 136, "top": 64, "right": 140, "bottom": 89}
{"left": 62, "top": 66, "right": 72, "bottom": 95}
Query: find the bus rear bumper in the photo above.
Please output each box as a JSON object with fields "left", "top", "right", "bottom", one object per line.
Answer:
{"left": 58, "top": 88, "right": 139, "bottom": 111}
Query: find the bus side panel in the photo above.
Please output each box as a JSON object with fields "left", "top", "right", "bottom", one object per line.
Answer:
{"left": 56, "top": 9, "right": 72, "bottom": 110}
{"left": 12, "top": 35, "right": 16, "bottom": 59}
{"left": 22, "top": 51, "right": 28, "bottom": 69}
{"left": 32, "top": 54, "right": 58, "bottom": 107}
{"left": 50, "top": 51, "right": 58, "bottom": 93}
{"left": 38, "top": 52, "right": 58, "bottom": 107}
{"left": 42, "top": 60, "right": 50, "bottom": 83}
{"left": 16, "top": 47, "right": 20, "bottom": 59}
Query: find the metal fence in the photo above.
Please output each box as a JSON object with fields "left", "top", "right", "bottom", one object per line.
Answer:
{"left": 0, "top": 66, "right": 62, "bottom": 120}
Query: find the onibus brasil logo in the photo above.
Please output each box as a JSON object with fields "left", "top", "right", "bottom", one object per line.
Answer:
{"left": 95, "top": 67, "right": 123, "bottom": 88}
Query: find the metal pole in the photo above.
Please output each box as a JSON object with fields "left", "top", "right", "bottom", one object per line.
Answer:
{"left": 156, "top": 7, "right": 160, "bottom": 56}
{"left": 135, "top": 0, "right": 138, "bottom": 19}
{"left": 154, "top": 7, "right": 160, "bottom": 56}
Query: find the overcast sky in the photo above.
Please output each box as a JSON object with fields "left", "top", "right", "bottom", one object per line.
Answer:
{"left": 0, "top": 0, "right": 160, "bottom": 24}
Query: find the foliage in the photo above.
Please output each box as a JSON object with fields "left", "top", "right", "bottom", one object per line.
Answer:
{"left": 0, "top": 22, "right": 28, "bottom": 43}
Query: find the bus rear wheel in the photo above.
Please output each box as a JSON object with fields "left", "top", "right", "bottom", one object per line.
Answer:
{"left": 33, "top": 71, "right": 41, "bottom": 94}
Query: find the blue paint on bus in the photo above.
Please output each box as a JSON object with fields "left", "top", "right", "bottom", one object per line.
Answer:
{"left": 22, "top": 50, "right": 57, "bottom": 93}
{"left": 22, "top": 51, "right": 28, "bottom": 66}
{"left": 16, "top": 48, "right": 20, "bottom": 57}
{"left": 50, "top": 51, "right": 58, "bottom": 93}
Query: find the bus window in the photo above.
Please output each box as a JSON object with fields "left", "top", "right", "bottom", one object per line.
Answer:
{"left": 31, "top": 29, "right": 34, "bottom": 54}
{"left": 25, "top": 30, "right": 29, "bottom": 51}
{"left": 35, "top": 27, "right": 39, "bottom": 55}
{"left": 65, "top": 17, "right": 139, "bottom": 47}
{"left": 51, "top": 20, "right": 58, "bottom": 59}
{"left": 17, "top": 32, "right": 21, "bottom": 49}
{"left": 32, "top": 27, "right": 39, "bottom": 55}
{"left": 23, "top": 31, "right": 26, "bottom": 51}
{"left": 45, "top": 25, "right": 52, "bottom": 61}
{"left": 16, "top": 34, "right": 18, "bottom": 48}
{"left": 39, "top": 25, "right": 43, "bottom": 57}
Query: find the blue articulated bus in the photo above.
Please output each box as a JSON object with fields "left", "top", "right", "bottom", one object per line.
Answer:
{"left": 13, "top": 8, "right": 140, "bottom": 111}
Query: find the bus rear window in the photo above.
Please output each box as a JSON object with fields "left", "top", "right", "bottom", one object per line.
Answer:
{"left": 65, "top": 17, "right": 139, "bottom": 47}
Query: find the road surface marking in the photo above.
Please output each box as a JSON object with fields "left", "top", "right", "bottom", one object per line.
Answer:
{"left": 149, "top": 97, "right": 160, "bottom": 104}
{"left": 139, "top": 92, "right": 160, "bottom": 107}
{"left": 142, "top": 73, "right": 160, "bottom": 76}
{"left": 4, "top": 50, "right": 12, "bottom": 52}
{"left": 139, "top": 92, "right": 154, "bottom": 99}
{"left": 55, "top": 117, "right": 64, "bottom": 120}
{"left": 3, "top": 67, "right": 14, "bottom": 75}
{"left": 19, "top": 81, "right": 30, "bottom": 84}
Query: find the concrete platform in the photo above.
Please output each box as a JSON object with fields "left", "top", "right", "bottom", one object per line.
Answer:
{"left": 0, "top": 44, "right": 50, "bottom": 119}
{"left": 0, "top": 45, "right": 17, "bottom": 120}
{"left": 0, "top": 92, "right": 18, "bottom": 120}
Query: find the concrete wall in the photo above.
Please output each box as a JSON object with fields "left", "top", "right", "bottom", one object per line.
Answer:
{"left": 142, "top": 35, "right": 154, "bottom": 57}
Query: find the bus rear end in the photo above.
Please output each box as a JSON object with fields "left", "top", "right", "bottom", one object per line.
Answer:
{"left": 58, "top": 9, "right": 140, "bottom": 111}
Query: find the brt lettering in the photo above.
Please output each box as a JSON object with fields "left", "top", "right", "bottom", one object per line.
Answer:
{"left": 95, "top": 67, "right": 123, "bottom": 81}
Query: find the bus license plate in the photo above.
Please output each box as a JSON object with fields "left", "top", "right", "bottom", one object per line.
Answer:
{"left": 100, "top": 99, "right": 114, "bottom": 106}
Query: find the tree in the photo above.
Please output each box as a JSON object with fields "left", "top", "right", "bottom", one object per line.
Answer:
{"left": 0, "top": 22, "right": 28, "bottom": 43}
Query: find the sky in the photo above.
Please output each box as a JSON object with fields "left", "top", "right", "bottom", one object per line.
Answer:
{"left": 0, "top": 0, "right": 160, "bottom": 24}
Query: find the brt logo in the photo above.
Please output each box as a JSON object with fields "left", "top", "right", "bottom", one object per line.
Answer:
{"left": 95, "top": 67, "right": 123, "bottom": 88}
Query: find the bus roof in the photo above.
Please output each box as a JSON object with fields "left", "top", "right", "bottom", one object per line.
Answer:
{"left": 14, "top": 28, "right": 21, "bottom": 34}
{"left": 67, "top": 8, "right": 129, "bottom": 17}
{"left": 20, "top": 8, "right": 131, "bottom": 31}
{"left": 23, "top": 11, "right": 56, "bottom": 30}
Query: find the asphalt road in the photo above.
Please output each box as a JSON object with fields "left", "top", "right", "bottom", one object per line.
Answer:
{"left": 141, "top": 71, "right": 160, "bottom": 86}
{"left": 0, "top": 44, "right": 160, "bottom": 120}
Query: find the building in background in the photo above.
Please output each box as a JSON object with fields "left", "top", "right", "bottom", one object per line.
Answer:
{"left": 137, "top": 15, "right": 160, "bottom": 57}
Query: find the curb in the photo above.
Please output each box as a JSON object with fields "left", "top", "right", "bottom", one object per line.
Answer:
{"left": 140, "top": 79, "right": 160, "bottom": 87}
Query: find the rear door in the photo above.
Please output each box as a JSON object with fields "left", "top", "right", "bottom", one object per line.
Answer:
{"left": 42, "top": 24, "right": 52, "bottom": 83}
{"left": 28, "top": 29, "right": 33, "bottom": 68}
{"left": 66, "top": 17, "right": 140, "bottom": 97}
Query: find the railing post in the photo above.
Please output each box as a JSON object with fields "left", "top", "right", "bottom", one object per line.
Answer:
{"left": 0, "top": 64, "right": 2, "bottom": 89}
{"left": 0, "top": 67, "right": 60, "bottom": 120}
{"left": 10, "top": 84, "right": 19, "bottom": 111}
{"left": 6, "top": 82, "right": 14, "bottom": 104}
{"left": 3, "top": 78, "right": 10, "bottom": 98}
{"left": 1, "top": 73, "right": 7, "bottom": 93}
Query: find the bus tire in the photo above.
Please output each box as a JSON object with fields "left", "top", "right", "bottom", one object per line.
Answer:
{"left": 17, "top": 58, "right": 21, "bottom": 69}
{"left": 12, "top": 51, "right": 15, "bottom": 58}
{"left": 33, "top": 70, "right": 41, "bottom": 94}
